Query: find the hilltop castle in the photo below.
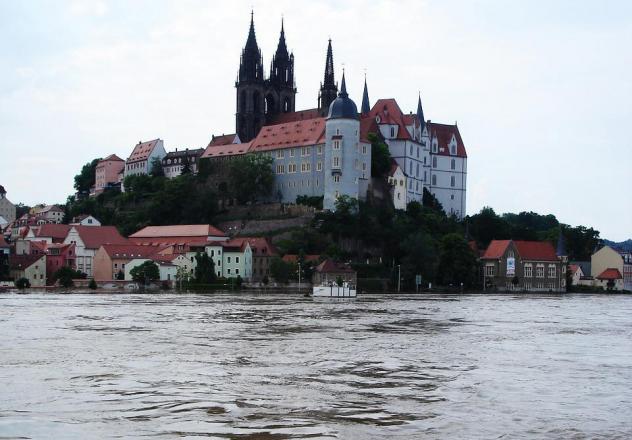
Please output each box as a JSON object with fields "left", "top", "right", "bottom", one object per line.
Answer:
{"left": 120, "top": 13, "right": 468, "bottom": 217}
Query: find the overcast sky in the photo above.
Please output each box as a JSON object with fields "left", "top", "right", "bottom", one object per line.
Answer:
{"left": 1, "top": 0, "right": 630, "bottom": 240}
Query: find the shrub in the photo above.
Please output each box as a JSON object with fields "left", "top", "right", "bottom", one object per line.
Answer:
{"left": 16, "top": 277, "right": 31, "bottom": 289}
{"left": 88, "top": 279, "right": 97, "bottom": 290}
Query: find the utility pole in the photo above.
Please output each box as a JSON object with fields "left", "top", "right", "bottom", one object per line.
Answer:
{"left": 397, "top": 264, "right": 401, "bottom": 293}
{"left": 298, "top": 262, "right": 301, "bottom": 294}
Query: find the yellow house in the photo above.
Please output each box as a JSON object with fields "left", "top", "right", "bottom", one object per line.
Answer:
{"left": 591, "top": 246, "right": 625, "bottom": 291}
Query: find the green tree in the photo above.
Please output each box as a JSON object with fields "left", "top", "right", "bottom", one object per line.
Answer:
{"left": 130, "top": 261, "right": 160, "bottom": 286}
{"left": 88, "top": 279, "right": 97, "bottom": 289}
{"left": 467, "top": 207, "right": 512, "bottom": 248}
{"left": 74, "top": 158, "right": 102, "bottom": 194}
{"left": 435, "top": 233, "right": 478, "bottom": 287}
{"left": 150, "top": 157, "right": 164, "bottom": 177}
{"left": 193, "top": 252, "right": 216, "bottom": 284}
{"left": 368, "top": 133, "right": 391, "bottom": 177}
{"left": 270, "top": 257, "right": 294, "bottom": 284}
{"left": 422, "top": 188, "right": 444, "bottom": 213}
{"left": 400, "top": 232, "right": 437, "bottom": 289}
{"left": 53, "top": 266, "right": 84, "bottom": 288}
{"left": 228, "top": 154, "right": 275, "bottom": 204}
{"left": 116, "top": 270, "right": 125, "bottom": 280}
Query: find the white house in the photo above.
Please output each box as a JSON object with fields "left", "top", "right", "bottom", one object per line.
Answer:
{"left": 70, "top": 215, "right": 101, "bottom": 227}
{"left": 63, "top": 226, "right": 127, "bottom": 277}
{"left": 388, "top": 160, "right": 407, "bottom": 210}
{"left": 123, "top": 139, "right": 167, "bottom": 184}
{"left": 124, "top": 258, "right": 178, "bottom": 283}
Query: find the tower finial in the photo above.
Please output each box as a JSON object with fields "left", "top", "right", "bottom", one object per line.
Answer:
{"left": 340, "top": 70, "right": 348, "bottom": 97}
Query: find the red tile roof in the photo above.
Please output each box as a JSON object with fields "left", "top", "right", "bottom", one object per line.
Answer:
{"left": 514, "top": 241, "right": 558, "bottom": 261}
{"left": 34, "top": 224, "right": 72, "bottom": 241}
{"left": 569, "top": 264, "right": 580, "bottom": 275}
{"left": 360, "top": 116, "right": 380, "bottom": 143}
{"left": 127, "top": 139, "right": 161, "bottom": 163}
{"left": 201, "top": 141, "right": 253, "bottom": 159}
{"left": 130, "top": 225, "right": 226, "bottom": 239}
{"left": 100, "top": 154, "right": 124, "bottom": 163}
{"left": 596, "top": 268, "right": 623, "bottom": 280}
{"left": 389, "top": 158, "right": 401, "bottom": 177}
{"left": 482, "top": 240, "right": 511, "bottom": 259}
{"left": 73, "top": 226, "right": 128, "bottom": 249}
{"left": 368, "top": 99, "right": 412, "bottom": 140}
{"left": 207, "top": 134, "right": 239, "bottom": 147}
{"left": 482, "top": 240, "right": 559, "bottom": 261}
{"left": 10, "top": 254, "right": 44, "bottom": 271}
{"left": 250, "top": 118, "right": 326, "bottom": 152}
{"left": 100, "top": 244, "right": 164, "bottom": 259}
{"left": 228, "top": 237, "right": 278, "bottom": 256}
{"left": 267, "top": 108, "right": 322, "bottom": 125}
{"left": 427, "top": 122, "right": 468, "bottom": 158}
{"left": 315, "top": 259, "right": 355, "bottom": 273}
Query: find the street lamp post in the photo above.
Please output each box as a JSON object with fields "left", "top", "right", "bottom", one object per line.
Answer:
{"left": 397, "top": 264, "right": 401, "bottom": 293}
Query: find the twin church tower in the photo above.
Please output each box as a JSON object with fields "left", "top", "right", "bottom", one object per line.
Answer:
{"left": 235, "top": 13, "right": 340, "bottom": 142}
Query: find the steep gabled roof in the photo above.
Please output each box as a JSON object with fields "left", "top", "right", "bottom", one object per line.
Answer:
{"left": 99, "top": 154, "right": 124, "bottom": 163}
{"left": 74, "top": 226, "right": 128, "bottom": 249}
{"left": 201, "top": 142, "right": 253, "bottom": 158}
{"left": 10, "top": 254, "right": 44, "bottom": 271}
{"left": 229, "top": 237, "right": 277, "bottom": 256}
{"left": 250, "top": 118, "right": 326, "bottom": 152}
{"left": 482, "top": 240, "right": 559, "bottom": 261}
{"left": 127, "top": 139, "right": 161, "bottom": 163}
{"left": 481, "top": 240, "right": 511, "bottom": 259}
{"left": 427, "top": 122, "right": 467, "bottom": 158}
{"left": 34, "top": 224, "right": 72, "bottom": 241}
{"left": 513, "top": 241, "right": 558, "bottom": 261}
{"left": 207, "top": 134, "right": 240, "bottom": 147}
{"left": 368, "top": 99, "right": 412, "bottom": 140}
{"left": 360, "top": 116, "right": 380, "bottom": 143}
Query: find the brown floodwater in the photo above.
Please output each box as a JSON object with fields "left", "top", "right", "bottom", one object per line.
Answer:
{"left": 0, "top": 292, "right": 631, "bottom": 439}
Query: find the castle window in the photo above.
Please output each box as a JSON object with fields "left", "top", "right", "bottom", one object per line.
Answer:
{"left": 451, "top": 159, "right": 456, "bottom": 170}
{"left": 424, "top": 171, "right": 427, "bottom": 182}
{"left": 391, "top": 127, "right": 395, "bottom": 137}
{"left": 333, "top": 157, "right": 340, "bottom": 168}
{"left": 336, "top": 128, "right": 340, "bottom": 135}
{"left": 409, "top": 145, "right": 413, "bottom": 155}
{"left": 289, "top": 149, "right": 295, "bottom": 157}
{"left": 317, "top": 146, "right": 323, "bottom": 155}
{"left": 361, "top": 145, "right": 367, "bottom": 154}
{"left": 536, "top": 265, "right": 545, "bottom": 278}
{"left": 451, "top": 194, "right": 455, "bottom": 200}
{"left": 333, "top": 140, "right": 341, "bottom": 150}
{"left": 276, "top": 150, "right": 284, "bottom": 159}
{"left": 451, "top": 144, "right": 456, "bottom": 155}
{"left": 416, "top": 163, "right": 419, "bottom": 177}
{"left": 525, "top": 264, "right": 533, "bottom": 278}
{"left": 548, "top": 265, "right": 556, "bottom": 278}
{"left": 333, "top": 175, "right": 340, "bottom": 183}
{"left": 451, "top": 176, "right": 455, "bottom": 187}
{"left": 432, "top": 157, "right": 437, "bottom": 168}
{"left": 362, "top": 162, "right": 366, "bottom": 171}
{"left": 317, "top": 161, "right": 322, "bottom": 171}
{"left": 432, "top": 175, "right": 437, "bottom": 186}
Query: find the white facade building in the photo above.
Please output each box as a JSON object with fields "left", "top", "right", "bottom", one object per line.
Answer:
{"left": 123, "top": 139, "right": 167, "bottom": 182}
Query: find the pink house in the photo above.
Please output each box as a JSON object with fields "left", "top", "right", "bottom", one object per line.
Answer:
{"left": 94, "top": 154, "right": 125, "bottom": 194}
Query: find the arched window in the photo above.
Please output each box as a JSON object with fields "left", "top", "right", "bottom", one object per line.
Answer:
{"left": 283, "top": 97, "right": 290, "bottom": 112}
{"left": 432, "top": 174, "right": 437, "bottom": 186}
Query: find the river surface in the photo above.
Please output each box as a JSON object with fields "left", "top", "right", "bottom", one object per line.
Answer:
{"left": 0, "top": 292, "right": 631, "bottom": 439}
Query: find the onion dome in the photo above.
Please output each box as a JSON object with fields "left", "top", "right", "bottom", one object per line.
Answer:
{"left": 327, "top": 72, "right": 358, "bottom": 120}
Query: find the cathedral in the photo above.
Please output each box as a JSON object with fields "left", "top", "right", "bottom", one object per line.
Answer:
{"left": 205, "top": 13, "right": 469, "bottom": 217}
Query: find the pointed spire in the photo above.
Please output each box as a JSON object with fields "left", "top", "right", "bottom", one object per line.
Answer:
{"left": 417, "top": 93, "right": 426, "bottom": 131}
{"left": 245, "top": 10, "right": 258, "bottom": 51}
{"left": 324, "top": 39, "right": 335, "bottom": 87}
{"left": 339, "top": 70, "right": 348, "bottom": 97}
{"left": 361, "top": 74, "right": 370, "bottom": 114}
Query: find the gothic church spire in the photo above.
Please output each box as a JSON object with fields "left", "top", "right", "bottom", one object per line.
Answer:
{"left": 318, "top": 39, "right": 338, "bottom": 114}
{"left": 361, "top": 75, "right": 370, "bottom": 114}
{"left": 417, "top": 93, "right": 426, "bottom": 131}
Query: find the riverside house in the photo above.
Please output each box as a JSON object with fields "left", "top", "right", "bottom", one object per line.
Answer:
{"left": 481, "top": 240, "right": 566, "bottom": 292}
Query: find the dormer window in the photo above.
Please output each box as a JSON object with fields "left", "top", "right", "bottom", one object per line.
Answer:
{"left": 451, "top": 144, "right": 456, "bottom": 155}
{"left": 390, "top": 127, "right": 395, "bottom": 137}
